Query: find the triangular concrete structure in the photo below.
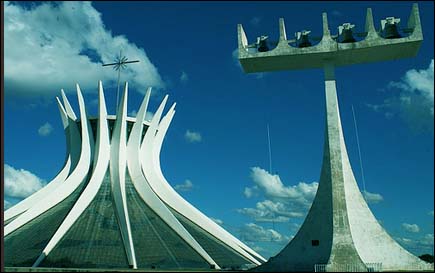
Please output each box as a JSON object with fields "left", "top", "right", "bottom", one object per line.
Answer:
{"left": 253, "top": 65, "right": 432, "bottom": 272}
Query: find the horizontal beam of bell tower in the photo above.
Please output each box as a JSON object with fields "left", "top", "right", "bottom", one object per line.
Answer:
{"left": 238, "top": 3, "right": 422, "bottom": 73}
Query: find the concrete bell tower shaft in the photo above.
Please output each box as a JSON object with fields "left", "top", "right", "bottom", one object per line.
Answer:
{"left": 322, "top": 63, "right": 366, "bottom": 271}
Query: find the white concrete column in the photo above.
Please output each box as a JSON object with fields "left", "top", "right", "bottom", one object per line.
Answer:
{"left": 32, "top": 81, "right": 110, "bottom": 268}
{"left": 323, "top": 63, "right": 366, "bottom": 271}
{"left": 110, "top": 83, "right": 137, "bottom": 269}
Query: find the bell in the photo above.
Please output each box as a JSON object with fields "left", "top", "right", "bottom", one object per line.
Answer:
{"left": 258, "top": 40, "right": 269, "bottom": 52}
{"left": 340, "top": 29, "right": 356, "bottom": 43}
{"left": 296, "top": 30, "right": 312, "bottom": 48}
{"left": 384, "top": 23, "right": 401, "bottom": 39}
{"left": 298, "top": 35, "right": 312, "bottom": 48}
{"left": 338, "top": 23, "right": 356, "bottom": 43}
{"left": 381, "top": 17, "right": 402, "bottom": 39}
{"left": 257, "top": 35, "right": 269, "bottom": 52}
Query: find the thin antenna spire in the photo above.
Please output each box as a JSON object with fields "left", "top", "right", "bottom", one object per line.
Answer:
{"left": 267, "top": 124, "right": 277, "bottom": 235}
{"left": 267, "top": 123, "right": 273, "bottom": 174}
{"left": 351, "top": 105, "right": 367, "bottom": 199}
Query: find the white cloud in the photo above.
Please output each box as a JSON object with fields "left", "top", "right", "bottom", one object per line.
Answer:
{"left": 180, "top": 71, "right": 188, "bottom": 83}
{"left": 244, "top": 186, "right": 258, "bottom": 198}
{"left": 368, "top": 59, "right": 434, "bottom": 132}
{"left": 422, "top": 233, "right": 434, "bottom": 245}
{"left": 90, "top": 97, "right": 99, "bottom": 106}
{"left": 240, "top": 223, "right": 290, "bottom": 243}
{"left": 395, "top": 234, "right": 434, "bottom": 255}
{"left": 232, "top": 48, "right": 242, "bottom": 67}
{"left": 402, "top": 223, "right": 420, "bottom": 233}
{"left": 128, "top": 110, "right": 153, "bottom": 121}
{"left": 396, "top": 236, "right": 413, "bottom": 244}
{"left": 250, "top": 17, "right": 261, "bottom": 26}
{"left": 4, "top": 199, "right": 13, "bottom": 211}
{"left": 174, "top": 179, "right": 194, "bottom": 192}
{"left": 129, "top": 110, "right": 137, "bottom": 117}
{"left": 251, "top": 245, "right": 265, "bottom": 253}
{"left": 210, "top": 217, "right": 224, "bottom": 225}
{"left": 4, "top": 1, "right": 164, "bottom": 98}
{"left": 249, "top": 167, "right": 318, "bottom": 202}
{"left": 38, "top": 122, "right": 54, "bottom": 136}
{"left": 363, "top": 190, "right": 384, "bottom": 204}
{"left": 238, "top": 199, "right": 304, "bottom": 223}
{"left": 185, "top": 130, "right": 202, "bottom": 143}
{"left": 240, "top": 168, "right": 383, "bottom": 224}
{"left": 331, "top": 10, "right": 343, "bottom": 17}
{"left": 256, "top": 200, "right": 304, "bottom": 218}
{"left": 255, "top": 73, "right": 264, "bottom": 79}
{"left": 429, "top": 210, "right": 434, "bottom": 217}
{"left": 4, "top": 164, "right": 46, "bottom": 199}
{"left": 239, "top": 167, "right": 318, "bottom": 223}
{"left": 145, "top": 111, "right": 154, "bottom": 121}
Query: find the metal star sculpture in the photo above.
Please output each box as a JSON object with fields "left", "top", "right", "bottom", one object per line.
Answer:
{"left": 102, "top": 50, "right": 140, "bottom": 109}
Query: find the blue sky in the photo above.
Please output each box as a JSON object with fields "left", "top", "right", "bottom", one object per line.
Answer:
{"left": 4, "top": 1, "right": 434, "bottom": 259}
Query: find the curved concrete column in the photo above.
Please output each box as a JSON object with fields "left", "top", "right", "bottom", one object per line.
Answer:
{"left": 128, "top": 94, "right": 220, "bottom": 269}
{"left": 322, "top": 77, "right": 366, "bottom": 271}
{"left": 339, "top": 102, "right": 428, "bottom": 270}
{"left": 110, "top": 83, "right": 137, "bottom": 269}
{"left": 32, "top": 81, "right": 111, "bottom": 267}
{"left": 147, "top": 105, "right": 264, "bottom": 265}
{"left": 61, "top": 89, "right": 82, "bottom": 171}
{"left": 4, "top": 98, "right": 72, "bottom": 222}
{"left": 5, "top": 84, "right": 94, "bottom": 237}
{"left": 153, "top": 109, "right": 266, "bottom": 264}
{"left": 4, "top": 80, "right": 266, "bottom": 270}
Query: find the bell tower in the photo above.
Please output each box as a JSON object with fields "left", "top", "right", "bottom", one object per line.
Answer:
{"left": 237, "top": 3, "right": 432, "bottom": 272}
